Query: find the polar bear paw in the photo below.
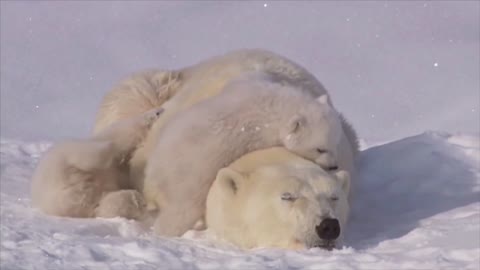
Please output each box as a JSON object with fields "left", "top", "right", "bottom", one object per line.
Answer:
{"left": 95, "top": 190, "right": 147, "bottom": 220}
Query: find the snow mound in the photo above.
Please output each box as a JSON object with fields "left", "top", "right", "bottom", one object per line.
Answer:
{"left": 1, "top": 132, "right": 479, "bottom": 270}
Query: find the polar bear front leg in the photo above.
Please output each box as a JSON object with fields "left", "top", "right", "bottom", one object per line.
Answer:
{"left": 153, "top": 201, "right": 204, "bottom": 237}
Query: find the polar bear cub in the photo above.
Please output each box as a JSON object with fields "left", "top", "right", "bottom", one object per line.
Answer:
{"left": 206, "top": 147, "right": 350, "bottom": 250}
{"left": 92, "top": 49, "right": 359, "bottom": 193}
{"left": 144, "top": 77, "right": 343, "bottom": 237}
{"left": 30, "top": 107, "right": 163, "bottom": 219}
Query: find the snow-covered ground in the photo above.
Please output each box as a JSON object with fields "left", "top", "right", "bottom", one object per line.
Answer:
{"left": 1, "top": 1, "right": 479, "bottom": 270}
{"left": 1, "top": 132, "right": 479, "bottom": 269}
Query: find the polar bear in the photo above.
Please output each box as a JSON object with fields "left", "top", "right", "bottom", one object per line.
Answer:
{"left": 206, "top": 147, "right": 350, "bottom": 250}
{"left": 92, "top": 49, "right": 359, "bottom": 192}
{"left": 30, "top": 107, "right": 163, "bottom": 219}
{"left": 143, "top": 77, "right": 344, "bottom": 237}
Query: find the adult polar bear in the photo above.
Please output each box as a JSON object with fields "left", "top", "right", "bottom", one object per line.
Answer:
{"left": 93, "top": 49, "right": 359, "bottom": 193}
{"left": 207, "top": 147, "right": 351, "bottom": 250}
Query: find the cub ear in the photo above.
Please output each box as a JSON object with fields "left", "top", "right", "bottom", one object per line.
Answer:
{"left": 316, "top": 94, "right": 330, "bottom": 105}
{"left": 215, "top": 168, "right": 245, "bottom": 195}
{"left": 334, "top": 170, "right": 351, "bottom": 194}
{"left": 286, "top": 114, "right": 306, "bottom": 135}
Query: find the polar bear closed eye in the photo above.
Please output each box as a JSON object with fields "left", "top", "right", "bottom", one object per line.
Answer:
{"left": 206, "top": 156, "right": 351, "bottom": 250}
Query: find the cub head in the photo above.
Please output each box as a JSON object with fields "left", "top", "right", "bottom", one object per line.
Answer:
{"left": 280, "top": 94, "right": 342, "bottom": 170}
{"left": 206, "top": 164, "right": 350, "bottom": 250}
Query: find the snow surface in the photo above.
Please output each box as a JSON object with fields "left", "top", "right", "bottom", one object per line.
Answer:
{"left": 1, "top": 132, "right": 479, "bottom": 269}
{"left": 1, "top": 1, "right": 479, "bottom": 270}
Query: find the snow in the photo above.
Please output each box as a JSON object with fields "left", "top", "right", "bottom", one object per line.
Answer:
{"left": 1, "top": 1, "right": 479, "bottom": 270}
{"left": 1, "top": 132, "right": 479, "bottom": 269}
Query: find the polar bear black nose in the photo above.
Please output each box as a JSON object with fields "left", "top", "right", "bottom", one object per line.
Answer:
{"left": 316, "top": 218, "right": 340, "bottom": 240}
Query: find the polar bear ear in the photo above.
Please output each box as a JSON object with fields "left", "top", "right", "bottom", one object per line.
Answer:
{"left": 286, "top": 115, "right": 306, "bottom": 134}
{"left": 334, "top": 170, "right": 350, "bottom": 194}
{"left": 216, "top": 168, "right": 245, "bottom": 196}
{"left": 316, "top": 94, "right": 330, "bottom": 105}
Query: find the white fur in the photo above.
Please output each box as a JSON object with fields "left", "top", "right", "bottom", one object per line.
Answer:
{"left": 95, "top": 190, "right": 147, "bottom": 220}
{"left": 143, "top": 79, "right": 343, "bottom": 236}
{"left": 30, "top": 108, "right": 162, "bottom": 218}
{"left": 206, "top": 147, "right": 350, "bottom": 250}
{"left": 92, "top": 49, "right": 359, "bottom": 192}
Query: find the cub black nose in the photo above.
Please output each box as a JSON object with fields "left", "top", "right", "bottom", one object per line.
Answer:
{"left": 315, "top": 218, "right": 340, "bottom": 240}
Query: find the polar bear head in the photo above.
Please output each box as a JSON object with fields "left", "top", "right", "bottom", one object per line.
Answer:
{"left": 280, "top": 94, "right": 343, "bottom": 170}
{"left": 206, "top": 162, "right": 350, "bottom": 250}
{"left": 223, "top": 77, "right": 343, "bottom": 170}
